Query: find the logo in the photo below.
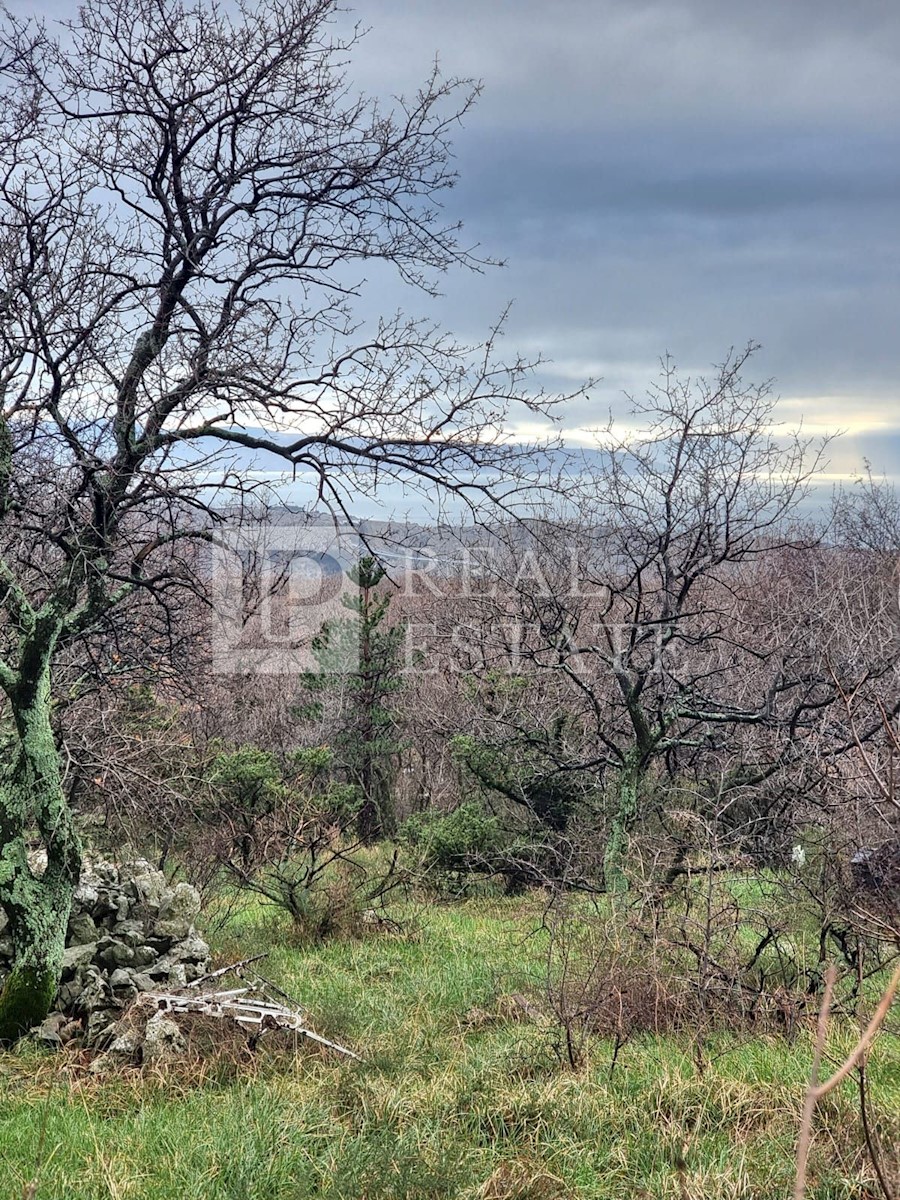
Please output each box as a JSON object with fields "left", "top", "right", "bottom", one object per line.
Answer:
{"left": 210, "top": 520, "right": 363, "bottom": 674}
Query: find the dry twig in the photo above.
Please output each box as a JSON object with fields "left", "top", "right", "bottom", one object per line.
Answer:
{"left": 794, "top": 962, "right": 900, "bottom": 1199}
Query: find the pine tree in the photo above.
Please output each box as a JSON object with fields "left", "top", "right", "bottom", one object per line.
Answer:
{"left": 297, "top": 557, "right": 405, "bottom": 842}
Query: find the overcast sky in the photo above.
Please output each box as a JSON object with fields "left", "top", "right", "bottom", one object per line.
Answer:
{"left": 327, "top": 0, "right": 900, "bottom": 480}
{"left": 26, "top": 0, "right": 900, "bottom": 482}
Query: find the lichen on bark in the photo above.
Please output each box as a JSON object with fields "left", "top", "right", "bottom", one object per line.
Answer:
{"left": 0, "top": 645, "right": 82, "bottom": 1040}
{"left": 602, "top": 757, "right": 642, "bottom": 893}
{"left": 0, "top": 966, "right": 57, "bottom": 1042}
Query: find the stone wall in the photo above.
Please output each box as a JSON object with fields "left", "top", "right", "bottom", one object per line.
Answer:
{"left": 0, "top": 858, "right": 210, "bottom": 1044}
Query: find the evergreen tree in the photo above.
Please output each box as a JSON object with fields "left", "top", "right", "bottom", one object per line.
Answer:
{"left": 297, "top": 557, "right": 405, "bottom": 842}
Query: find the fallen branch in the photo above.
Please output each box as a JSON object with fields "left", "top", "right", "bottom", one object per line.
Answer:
{"left": 187, "top": 953, "right": 270, "bottom": 989}
{"left": 148, "top": 989, "right": 362, "bottom": 1060}
{"left": 187, "top": 954, "right": 308, "bottom": 1016}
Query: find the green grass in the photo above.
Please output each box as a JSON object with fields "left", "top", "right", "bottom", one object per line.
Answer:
{"left": 1, "top": 895, "right": 898, "bottom": 1199}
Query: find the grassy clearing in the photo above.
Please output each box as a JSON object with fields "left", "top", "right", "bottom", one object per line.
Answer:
{"left": 1, "top": 895, "right": 898, "bottom": 1199}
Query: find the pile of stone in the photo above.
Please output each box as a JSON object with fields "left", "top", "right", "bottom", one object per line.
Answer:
{"left": 0, "top": 858, "right": 210, "bottom": 1046}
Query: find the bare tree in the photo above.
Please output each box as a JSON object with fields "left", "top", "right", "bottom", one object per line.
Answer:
{"left": 0, "top": 0, "right": 565, "bottom": 1036}
{"left": 452, "top": 349, "right": 895, "bottom": 889}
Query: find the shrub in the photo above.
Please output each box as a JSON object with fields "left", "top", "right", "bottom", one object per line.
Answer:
{"left": 401, "top": 801, "right": 503, "bottom": 874}
{"left": 206, "top": 745, "right": 286, "bottom": 867}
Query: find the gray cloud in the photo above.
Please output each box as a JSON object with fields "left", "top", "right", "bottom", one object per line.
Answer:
{"left": 345, "top": 0, "right": 900, "bottom": 131}
{"left": 23, "top": 0, "right": 900, "bottom": 479}
{"left": 333, "top": 0, "right": 900, "bottom": 473}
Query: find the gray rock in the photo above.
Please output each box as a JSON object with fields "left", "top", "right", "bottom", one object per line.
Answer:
{"left": 97, "top": 937, "right": 135, "bottom": 969}
{"left": 153, "top": 883, "right": 200, "bottom": 940}
{"left": 88, "top": 1027, "right": 138, "bottom": 1071}
{"left": 129, "top": 869, "right": 168, "bottom": 916}
{"left": 120, "top": 859, "right": 157, "bottom": 882}
{"left": 111, "top": 921, "right": 145, "bottom": 947}
{"left": 142, "top": 1013, "right": 186, "bottom": 1064}
{"left": 56, "top": 980, "right": 82, "bottom": 1011}
{"left": 163, "top": 931, "right": 210, "bottom": 966}
{"left": 73, "top": 881, "right": 99, "bottom": 910}
{"left": 152, "top": 918, "right": 191, "bottom": 941}
{"left": 86, "top": 1007, "right": 122, "bottom": 1046}
{"left": 108, "top": 944, "right": 136, "bottom": 969}
{"left": 62, "top": 942, "right": 97, "bottom": 974}
{"left": 149, "top": 933, "right": 210, "bottom": 984}
{"left": 67, "top": 910, "right": 99, "bottom": 946}
{"left": 76, "top": 969, "right": 112, "bottom": 1016}
{"left": 132, "top": 945, "right": 157, "bottom": 968}
{"left": 109, "top": 968, "right": 137, "bottom": 989}
{"left": 32, "top": 1012, "right": 66, "bottom": 1045}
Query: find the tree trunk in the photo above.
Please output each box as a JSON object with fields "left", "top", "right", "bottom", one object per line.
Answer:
{"left": 603, "top": 758, "right": 641, "bottom": 893}
{"left": 0, "top": 866, "right": 73, "bottom": 1041}
{"left": 356, "top": 794, "right": 381, "bottom": 844}
{"left": 0, "top": 667, "right": 82, "bottom": 1041}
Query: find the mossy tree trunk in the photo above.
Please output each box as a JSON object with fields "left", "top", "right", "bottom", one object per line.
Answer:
{"left": 0, "top": 636, "right": 82, "bottom": 1041}
{"left": 603, "top": 755, "right": 642, "bottom": 893}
